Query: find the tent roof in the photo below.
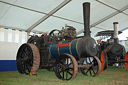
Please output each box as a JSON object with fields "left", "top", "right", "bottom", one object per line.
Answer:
{"left": 0, "top": 0, "right": 128, "bottom": 40}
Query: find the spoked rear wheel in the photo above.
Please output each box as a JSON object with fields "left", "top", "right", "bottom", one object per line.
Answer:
{"left": 54, "top": 54, "right": 78, "bottom": 80}
{"left": 16, "top": 43, "right": 40, "bottom": 75}
{"left": 125, "top": 52, "right": 128, "bottom": 70}
{"left": 80, "top": 56, "right": 101, "bottom": 77}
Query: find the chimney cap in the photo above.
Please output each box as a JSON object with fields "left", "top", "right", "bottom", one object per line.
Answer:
{"left": 113, "top": 22, "right": 118, "bottom": 24}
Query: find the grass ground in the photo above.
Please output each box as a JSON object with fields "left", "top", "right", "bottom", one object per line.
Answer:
{"left": 0, "top": 67, "right": 128, "bottom": 85}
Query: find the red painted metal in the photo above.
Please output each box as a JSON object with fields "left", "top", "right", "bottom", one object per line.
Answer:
{"left": 104, "top": 48, "right": 109, "bottom": 52}
{"left": 126, "top": 37, "right": 128, "bottom": 41}
{"left": 100, "top": 52, "right": 104, "bottom": 70}
{"left": 97, "top": 40, "right": 101, "bottom": 44}
{"left": 58, "top": 43, "right": 69, "bottom": 47}
{"left": 125, "top": 52, "right": 128, "bottom": 70}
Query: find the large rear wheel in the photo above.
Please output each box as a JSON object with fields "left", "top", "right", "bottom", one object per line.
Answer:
{"left": 16, "top": 43, "right": 40, "bottom": 75}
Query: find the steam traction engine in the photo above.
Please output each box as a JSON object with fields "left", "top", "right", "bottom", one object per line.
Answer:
{"left": 16, "top": 2, "right": 101, "bottom": 80}
{"left": 96, "top": 22, "right": 128, "bottom": 70}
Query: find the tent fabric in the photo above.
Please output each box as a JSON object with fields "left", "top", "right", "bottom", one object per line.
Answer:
{"left": 0, "top": 0, "right": 128, "bottom": 40}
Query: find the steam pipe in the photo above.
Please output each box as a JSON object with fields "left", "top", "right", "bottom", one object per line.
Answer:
{"left": 83, "top": 2, "right": 91, "bottom": 37}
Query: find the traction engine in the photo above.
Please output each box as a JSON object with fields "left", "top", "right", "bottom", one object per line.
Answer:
{"left": 96, "top": 22, "right": 128, "bottom": 70}
{"left": 16, "top": 2, "right": 101, "bottom": 80}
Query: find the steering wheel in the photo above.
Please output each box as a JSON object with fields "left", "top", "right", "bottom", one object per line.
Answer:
{"left": 49, "top": 29, "right": 62, "bottom": 42}
{"left": 49, "top": 29, "right": 61, "bottom": 37}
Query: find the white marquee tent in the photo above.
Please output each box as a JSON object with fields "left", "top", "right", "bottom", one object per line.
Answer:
{"left": 0, "top": 0, "right": 128, "bottom": 72}
{"left": 0, "top": 0, "right": 128, "bottom": 40}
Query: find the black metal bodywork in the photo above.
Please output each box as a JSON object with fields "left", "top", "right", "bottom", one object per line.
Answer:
{"left": 96, "top": 28, "right": 126, "bottom": 68}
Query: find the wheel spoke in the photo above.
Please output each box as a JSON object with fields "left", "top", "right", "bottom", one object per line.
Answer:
{"left": 69, "top": 67, "right": 73, "bottom": 71}
{"left": 24, "top": 47, "right": 29, "bottom": 55}
{"left": 89, "top": 69, "right": 92, "bottom": 76}
{"left": 17, "top": 58, "right": 23, "bottom": 63}
{"left": 60, "top": 61, "right": 66, "bottom": 66}
{"left": 89, "top": 60, "right": 97, "bottom": 76}
{"left": 27, "top": 61, "right": 33, "bottom": 66}
{"left": 25, "top": 63, "right": 28, "bottom": 70}
{"left": 66, "top": 58, "right": 69, "bottom": 65}
{"left": 66, "top": 71, "right": 68, "bottom": 79}
{"left": 90, "top": 58, "right": 95, "bottom": 65}
{"left": 85, "top": 68, "right": 90, "bottom": 74}
{"left": 63, "top": 71, "right": 64, "bottom": 78}
{"left": 85, "top": 58, "right": 87, "bottom": 63}
{"left": 92, "top": 67, "right": 96, "bottom": 74}
{"left": 27, "top": 51, "right": 33, "bottom": 61}
{"left": 24, "top": 62, "right": 30, "bottom": 74}
{"left": 23, "top": 48, "right": 28, "bottom": 56}
{"left": 59, "top": 69, "right": 65, "bottom": 73}
{"left": 69, "top": 62, "right": 73, "bottom": 66}
{"left": 67, "top": 71, "right": 73, "bottom": 75}
{"left": 26, "top": 63, "right": 31, "bottom": 72}
{"left": 23, "top": 63, "right": 26, "bottom": 72}
{"left": 89, "top": 57, "right": 92, "bottom": 63}
{"left": 19, "top": 62, "right": 24, "bottom": 67}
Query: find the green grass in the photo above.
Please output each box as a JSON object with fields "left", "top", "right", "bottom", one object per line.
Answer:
{"left": 0, "top": 67, "right": 128, "bottom": 85}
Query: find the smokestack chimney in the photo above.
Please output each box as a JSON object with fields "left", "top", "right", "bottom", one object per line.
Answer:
{"left": 113, "top": 22, "right": 119, "bottom": 43}
{"left": 83, "top": 2, "right": 91, "bottom": 36}
{"left": 113, "top": 22, "right": 118, "bottom": 38}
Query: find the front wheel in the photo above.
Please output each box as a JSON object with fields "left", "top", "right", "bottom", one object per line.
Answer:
{"left": 54, "top": 54, "right": 78, "bottom": 80}
{"left": 80, "top": 56, "right": 101, "bottom": 77}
